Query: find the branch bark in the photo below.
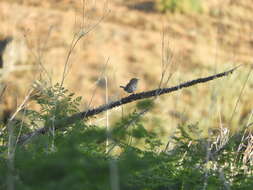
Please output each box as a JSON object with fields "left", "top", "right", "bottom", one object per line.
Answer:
{"left": 17, "top": 66, "right": 240, "bottom": 146}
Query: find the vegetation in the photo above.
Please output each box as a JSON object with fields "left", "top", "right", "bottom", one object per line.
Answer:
{"left": 0, "top": 83, "right": 252, "bottom": 189}
{"left": 156, "top": 0, "right": 203, "bottom": 13}
{"left": 0, "top": 1, "right": 252, "bottom": 189}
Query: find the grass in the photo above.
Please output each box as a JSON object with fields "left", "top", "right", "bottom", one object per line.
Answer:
{"left": 156, "top": 0, "right": 203, "bottom": 13}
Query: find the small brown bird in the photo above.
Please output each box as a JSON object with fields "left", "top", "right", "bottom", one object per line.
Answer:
{"left": 120, "top": 78, "right": 139, "bottom": 93}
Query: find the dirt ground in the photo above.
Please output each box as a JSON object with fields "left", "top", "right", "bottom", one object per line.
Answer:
{"left": 0, "top": 0, "right": 252, "bottom": 136}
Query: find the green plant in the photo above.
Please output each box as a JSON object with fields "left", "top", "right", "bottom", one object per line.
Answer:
{"left": 156, "top": 0, "right": 202, "bottom": 13}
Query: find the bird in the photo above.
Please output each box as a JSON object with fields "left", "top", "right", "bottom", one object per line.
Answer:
{"left": 120, "top": 78, "right": 139, "bottom": 93}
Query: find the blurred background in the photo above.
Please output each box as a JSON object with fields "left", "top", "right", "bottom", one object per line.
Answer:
{"left": 0, "top": 0, "right": 252, "bottom": 138}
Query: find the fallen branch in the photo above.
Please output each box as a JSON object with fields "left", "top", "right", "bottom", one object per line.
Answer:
{"left": 17, "top": 66, "right": 240, "bottom": 145}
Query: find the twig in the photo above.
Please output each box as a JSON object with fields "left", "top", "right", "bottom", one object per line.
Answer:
{"left": 60, "top": 8, "right": 110, "bottom": 87}
{"left": 229, "top": 65, "right": 252, "bottom": 124}
{"left": 0, "top": 84, "right": 7, "bottom": 101}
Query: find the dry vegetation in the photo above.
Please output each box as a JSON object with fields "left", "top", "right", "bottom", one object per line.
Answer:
{"left": 0, "top": 0, "right": 252, "bottom": 139}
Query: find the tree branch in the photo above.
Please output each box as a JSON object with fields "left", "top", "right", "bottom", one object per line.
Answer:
{"left": 17, "top": 66, "right": 240, "bottom": 146}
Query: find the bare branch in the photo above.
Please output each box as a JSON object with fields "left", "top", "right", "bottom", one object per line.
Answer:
{"left": 17, "top": 66, "right": 240, "bottom": 146}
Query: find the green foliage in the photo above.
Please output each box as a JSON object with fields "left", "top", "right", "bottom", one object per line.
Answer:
{"left": 33, "top": 83, "right": 82, "bottom": 126}
{"left": 1, "top": 84, "right": 252, "bottom": 189}
{"left": 156, "top": 0, "right": 202, "bottom": 13}
{"left": 136, "top": 99, "right": 155, "bottom": 110}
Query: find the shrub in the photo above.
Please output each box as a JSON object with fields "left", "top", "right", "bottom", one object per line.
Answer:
{"left": 156, "top": 0, "right": 202, "bottom": 13}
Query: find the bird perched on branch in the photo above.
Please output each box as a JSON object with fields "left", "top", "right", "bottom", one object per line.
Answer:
{"left": 120, "top": 78, "right": 139, "bottom": 93}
